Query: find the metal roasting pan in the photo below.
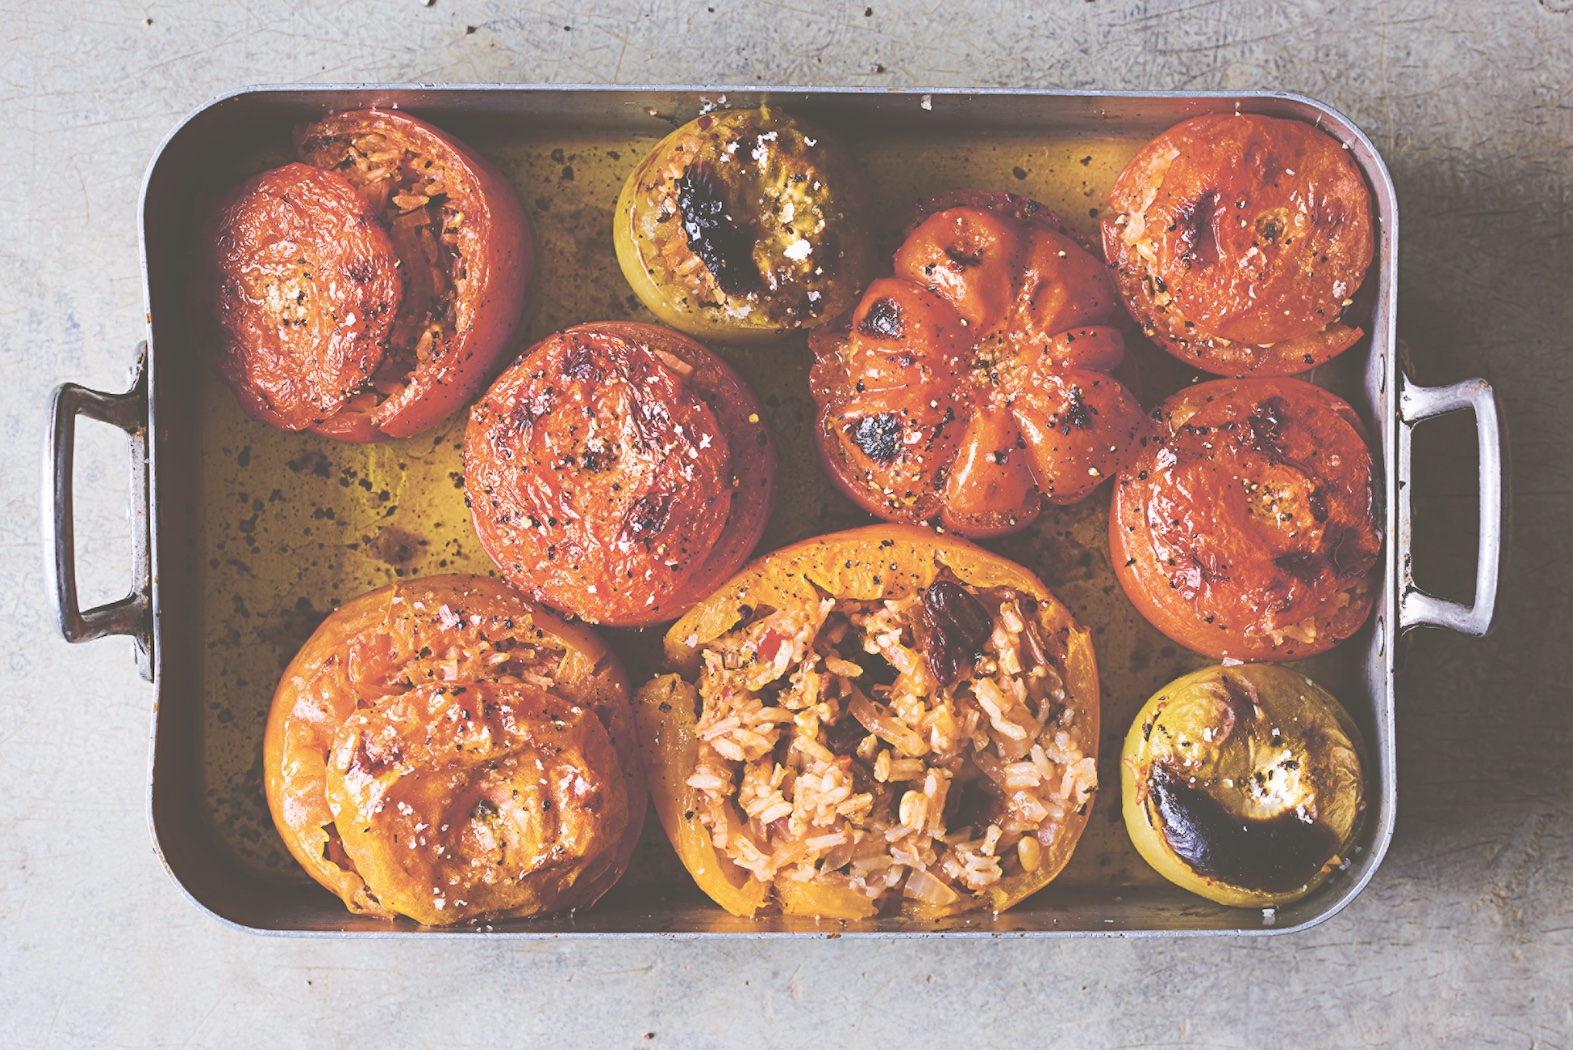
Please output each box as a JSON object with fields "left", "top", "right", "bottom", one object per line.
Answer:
{"left": 43, "top": 86, "right": 1504, "bottom": 938}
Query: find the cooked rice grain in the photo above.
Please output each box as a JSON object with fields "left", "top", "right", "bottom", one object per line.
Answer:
{"left": 687, "top": 585, "right": 1095, "bottom": 913}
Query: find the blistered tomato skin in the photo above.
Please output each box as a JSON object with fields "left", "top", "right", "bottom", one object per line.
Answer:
{"left": 195, "top": 163, "right": 404, "bottom": 432}
{"left": 1111, "top": 378, "right": 1382, "bottom": 661}
{"left": 1102, "top": 114, "right": 1375, "bottom": 376}
{"left": 465, "top": 322, "right": 775, "bottom": 627}
{"left": 262, "top": 574, "right": 644, "bottom": 924}
{"left": 294, "top": 109, "right": 532, "bottom": 441}
{"left": 1121, "top": 664, "right": 1368, "bottom": 908}
{"left": 614, "top": 107, "right": 873, "bottom": 343}
{"left": 810, "top": 192, "right": 1149, "bottom": 538}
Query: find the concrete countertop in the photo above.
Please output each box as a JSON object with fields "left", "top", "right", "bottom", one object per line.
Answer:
{"left": 2, "top": 1, "right": 1568, "bottom": 1046}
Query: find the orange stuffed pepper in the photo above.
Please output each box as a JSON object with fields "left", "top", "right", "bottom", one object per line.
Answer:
{"left": 635, "top": 525, "right": 1099, "bottom": 920}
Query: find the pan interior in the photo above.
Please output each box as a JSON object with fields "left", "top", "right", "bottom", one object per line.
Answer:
{"left": 170, "top": 96, "right": 1382, "bottom": 935}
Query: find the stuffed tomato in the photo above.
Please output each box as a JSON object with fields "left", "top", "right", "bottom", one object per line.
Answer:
{"left": 1102, "top": 113, "right": 1375, "bottom": 377}
{"left": 810, "top": 192, "right": 1148, "bottom": 537}
{"left": 196, "top": 109, "right": 530, "bottom": 441}
{"left": 464, "top": 322, "right": 775, "bottom": 627}
{"left": 1111, "top": 378, "right": 1383, "bottom": 661}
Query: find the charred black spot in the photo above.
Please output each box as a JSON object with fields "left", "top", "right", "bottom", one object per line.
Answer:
{"left": 675, "top": 164, "right": 756, "bottom": 297}
{"left": 1256, "top": 214, "right": 1285, "bottom": 242}
{"left": 944, "top": 244, "right": 984, "bottom": 269}
{"left": 1062, "top": 386, "right": 1095, "bottom": 433}
{"left": 858, "top": 296, "right": 905, "bottom": 339}
{"left": 1308, "top": 487, "right": 1329, "bottom": 523}
{"left": 850, "top": 413, "right": 902, "bottom": 464}
{"left": 1147, "top": 765, "right": 1340, "bottom": 894}
{"left": 921, "top": 579, "right": 994, "bottom": 687}
{"left": 624, "top": 492, "right": 671, "bottom": 542}
{"left": 580, "top": 444, "right": 613, "bottom": 473}
{"left": 1275, "top": 551, "right": 1325, "bottom": 585}
{"left": 347, "top": 260, "right": 376, "bottom": 283}
{"left": 1174, "top": 191, "right": 1220, "bottom": 271}
{"left": 472, "top": 797, "right": 499, "bottom": 820}
{"left": 1245, "top": 396, "right": 1292, "bottom": 461}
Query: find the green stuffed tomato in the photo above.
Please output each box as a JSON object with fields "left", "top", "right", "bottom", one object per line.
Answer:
{"left": 1122, "top": 663, "right": 1368, "bottom": 908}
{"left": 614, "top": 106, "right": 872, "bottom": 343}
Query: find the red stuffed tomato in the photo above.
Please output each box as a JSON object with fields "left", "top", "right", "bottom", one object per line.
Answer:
{"left": 1111, "top": 378, "right": 1382, "bottom": 661}
{"left": 810, "top": 192, "right": 1148, "bottom": 537}
{"left": 195, "top": 163, "right": 405, "bottom": 431}
{"left": 1102, "top": 114, "right": 1375, "bottom": 377}
{"left": 195, "top": 110, "right": 531, "bottom": 441}
{"left": 294, "top": 110, "right": 531, "bottom": 441}
{"left": 465, "top": 322, "right": 775, "bottom": 627}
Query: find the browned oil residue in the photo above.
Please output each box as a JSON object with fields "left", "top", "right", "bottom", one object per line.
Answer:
{"left": 372, "top": 525, "right": 426, "bottom": 566}
{"left": 195, "top": 124, "right": 1368, "bottom": 897}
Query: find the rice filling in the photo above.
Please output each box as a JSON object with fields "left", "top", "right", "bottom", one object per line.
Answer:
{"left": 684, "top": 580, "right": 1098, "bottom": 912}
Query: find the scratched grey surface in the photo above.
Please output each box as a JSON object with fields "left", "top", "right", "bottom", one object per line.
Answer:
{"left": 2, "top": 1, "right": 1570, "bottom": 1047}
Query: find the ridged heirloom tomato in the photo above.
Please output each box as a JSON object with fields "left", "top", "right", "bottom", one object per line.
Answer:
{"left": 810, "top": 192, "right": 1149, "bottom": 537}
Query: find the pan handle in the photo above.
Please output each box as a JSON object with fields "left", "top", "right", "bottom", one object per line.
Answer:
{"left": 1396, "top": 372, "right": 1504, "bottom": 636}
{"left": 42, "top": 343, "right": 153, "bottom": 681}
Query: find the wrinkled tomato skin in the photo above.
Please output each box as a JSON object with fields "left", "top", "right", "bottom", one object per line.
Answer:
{"left": 194, "top": 163, "right": 403, "bottom": 432}
{"left": 465, "top": 322, "right": 775, "bottom": 628}
{"left": 1110, "top": 378, "right": 1382, "bottom": 661}
{"left": 262, "top": 574, "right": 644, "bottom": 923}
{"left": 1102, "top": 114, "right": 1374, "bottom": 377}
{"left": 295, "top": 110, "right": 532, "bottom": 442}
{"left": 811, "top": 191, "right": 1150, "bottom": 538}
{"left": 196, "top": 112, "right": 530, "bottom": 442}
